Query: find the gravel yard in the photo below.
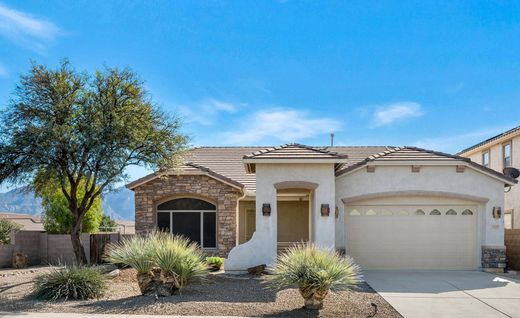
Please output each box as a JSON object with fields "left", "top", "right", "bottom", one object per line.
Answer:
{"left": 0, "top": 266, "right": 401, "bottom": 317}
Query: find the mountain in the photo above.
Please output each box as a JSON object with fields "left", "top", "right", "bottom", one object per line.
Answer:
{"left": 0, "top": 186, "right": 135, "bottom": 220}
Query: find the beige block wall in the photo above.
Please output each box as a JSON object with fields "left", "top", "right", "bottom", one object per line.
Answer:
{"left": 505, "top": 229, "right": 520, "bottom": 270}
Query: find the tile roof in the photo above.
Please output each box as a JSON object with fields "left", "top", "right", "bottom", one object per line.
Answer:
{"left": 127, "top": 145, "right": 516, "bottom": 192}
{"left": 243, "top": 143, "right": 347, "bottom": 160}
{"left": 334, "top": 146, "right": 517, "bottom": 184}
{"left": 458, "top": 124, "right": 520, "bottom": 155}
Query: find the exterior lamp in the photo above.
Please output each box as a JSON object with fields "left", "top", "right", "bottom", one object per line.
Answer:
{"left": 262, "top": 203, "right": 271, "bottom": 216}
{"left": 321, "top": 204, "right": 330, "bottom": 216}
{"left": 493, "top": 206, "right": 502, "bottom": 219}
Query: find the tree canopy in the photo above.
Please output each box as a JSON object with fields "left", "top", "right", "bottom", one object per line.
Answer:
{"left": 0, "top": 60, "right": 188, "bottom": 262}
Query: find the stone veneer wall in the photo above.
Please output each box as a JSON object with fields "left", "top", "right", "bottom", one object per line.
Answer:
{"left": 481, "top": 245, "right": 507, "bottom": 273}
{"left": 133, "top": 175, "right": 240, "bottom": 256}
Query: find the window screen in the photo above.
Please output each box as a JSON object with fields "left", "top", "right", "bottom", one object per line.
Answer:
{"left": 203, "top": 212, "right": 217, "bottom": 248}
{"left": 157, "top": 212, "right": 171, "bottom": 232}
{"left": 172, "top": 212, "right": 201, "bottom": 245}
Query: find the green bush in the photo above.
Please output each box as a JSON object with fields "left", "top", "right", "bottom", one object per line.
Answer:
{"left": 206, "top": 256, "right": 224, "bottom": 271}
{"left": 105, "top": 231, "right": 208, "bottom": 296}
{"left": 266, "top": 243, "right": 362, "bottom": 310}
{"left": 32, "top": 265, "right": 107, "bottom": 300}
{"left": 0, "top": 219, "right": 22, "bottom": 245}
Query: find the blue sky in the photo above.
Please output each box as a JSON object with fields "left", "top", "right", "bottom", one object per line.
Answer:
{"left": 1, "top": 1, "right": 520, "bottom": 187}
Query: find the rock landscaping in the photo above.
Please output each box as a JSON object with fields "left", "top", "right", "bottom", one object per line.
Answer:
{"left": 0, "top": 266, "right": 402, "bottom": 317}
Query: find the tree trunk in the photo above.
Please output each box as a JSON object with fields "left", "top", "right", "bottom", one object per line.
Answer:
{"left": 299, "top": 287, "right": 328, "bottom": 310}
{"left": 71, "top": 225, "right": 88, "bottom": 264}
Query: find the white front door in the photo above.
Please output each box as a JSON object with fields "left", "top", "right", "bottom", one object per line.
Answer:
{"left": 345, "top": 203, "right": 478, "bottom": 270}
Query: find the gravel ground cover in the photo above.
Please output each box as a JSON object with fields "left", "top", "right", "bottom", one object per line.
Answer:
{"left": 0, "top": 266, "right": 402, "bottom": 317}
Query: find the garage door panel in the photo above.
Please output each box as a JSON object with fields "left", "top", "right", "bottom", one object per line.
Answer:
{"left": 346, "top": 204, "right": 477, "bottom": 270}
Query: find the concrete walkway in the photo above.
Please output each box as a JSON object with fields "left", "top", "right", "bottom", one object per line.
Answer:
{"left": 364, "top": 270, "right": 520, "bottom": 318}
{"left": 0, "top": 313, "right": 246, "bottom": 318}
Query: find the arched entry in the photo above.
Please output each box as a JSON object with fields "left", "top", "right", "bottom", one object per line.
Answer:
{"left": 156, "top": 197, "right": 217, "bottom": 248}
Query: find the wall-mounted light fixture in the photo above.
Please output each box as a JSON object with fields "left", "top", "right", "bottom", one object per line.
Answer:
{"left": 262, "top": 203, "right": 271, "bottom": 216}
{"left": 493, "top": 206, "right": 502, "bottom": 219}
{"left": 321, "top": 204, "right": 330, "bottom": 216}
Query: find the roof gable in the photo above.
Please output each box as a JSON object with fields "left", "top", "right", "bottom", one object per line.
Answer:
{"left": 243, "top": 143, "right": 347, "bottom": 160}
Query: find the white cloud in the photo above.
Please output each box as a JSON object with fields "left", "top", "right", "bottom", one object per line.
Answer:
{"left": 0, "top": 3, "right": 62, "bottom": 53}
{"left": 178, "top": 99, "right": 239, "bottom": 126}
{"left": 371, "top": 102, "right": 424, "bottom": 127}
{"left": 413, "top": 125, "right": 513, "bottom": 154}
{"left": 220, "top": 109, "right": 340, "bottom": 145}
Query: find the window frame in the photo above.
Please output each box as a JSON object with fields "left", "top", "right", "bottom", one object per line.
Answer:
{"left": 503, "top": 141, "right": 512, "bottom": 168}
{"left": 156, "top": 198, "right": 217, "bottom": 249}
{"left": 481, "top": 149, "right": 490, "bottom": 168}
{"left": 504, "top": 209, "right": 514, "bottom": 229}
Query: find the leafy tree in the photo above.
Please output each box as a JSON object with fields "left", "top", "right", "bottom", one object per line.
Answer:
{"left": 99, "top": 214, "right": 117, "bottom": 232}
{"left": 0, "top": 219, "right": 22, "bottom": 245}
{"left": 36, "top": 176, "right": 103, "bottom": 234}
{"left": 0, "top": 60, "right": 188, "bottom": 263}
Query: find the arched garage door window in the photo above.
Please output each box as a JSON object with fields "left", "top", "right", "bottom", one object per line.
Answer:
{"left": 157, "top": 198, "right": 216, "bottom": 248}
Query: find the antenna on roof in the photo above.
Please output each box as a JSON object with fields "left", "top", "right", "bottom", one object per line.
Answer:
{"left": 330, "top": 132, "right": 334, "bottom": 147}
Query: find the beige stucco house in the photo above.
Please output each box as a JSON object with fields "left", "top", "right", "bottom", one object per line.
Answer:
{"left": 458, "top": 125, "right": 520, "bottom": 230}
{"left": 127, "top": 144, "right": 516, "bottom": 272}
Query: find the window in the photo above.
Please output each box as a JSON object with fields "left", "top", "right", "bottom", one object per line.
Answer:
{"left": 503, "top": 142, "right": 512, "bottom": 168}
{"left": 414, "top": 209, "right": 425, "bottom": 215}
{"left": 157, "top": 198, "right": 217, "bottom": 248}
{"left": 482, "top": 150, "right": 490, "bottom": 168}
{"left": 446, "top": 209, "right": 457, "bottom": 215}
{"left": 349, "top": 209, "right": 361, "bottom": 216}
{"left": 430, "top": 209, "right": 441, "bottom": 215}
{"left": 366, "top": 209, "right": 377, "bottom": 216}
{"left": 462, "top": 209, "right": 474, "bottom": 216}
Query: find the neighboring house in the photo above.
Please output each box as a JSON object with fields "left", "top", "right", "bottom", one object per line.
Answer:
{"left": 458, "top": 125, "right": 520, "bottom": 229}
{"left": 114, "top": 220, "right": 135, "bottom": 234}
{"left": 127, "top": 144, "right": 516, "bottom": 272}
{"left": 0, "top": 212, "right": 44, "bottom": 231}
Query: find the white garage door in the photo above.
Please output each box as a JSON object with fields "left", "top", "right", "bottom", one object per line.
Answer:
{"left": 346, "top": 204, "right": 478, "bottom": 270}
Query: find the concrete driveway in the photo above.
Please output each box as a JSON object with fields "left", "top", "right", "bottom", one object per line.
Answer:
{"left": 364, "top": 270, "right": 520, "bottom": 318}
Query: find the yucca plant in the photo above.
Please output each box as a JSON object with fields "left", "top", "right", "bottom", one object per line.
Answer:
{"left": 153, "top": 232, "right": 208, "bottom": 295}
{"left": 266, "top": 243, "right": 362, "bottom": 310}
{"left": 105, "top": 232, "right": 156, "bottom": 294}
{"left": 105, "top": 231, "right": 208, "bottom": 296}
{"left": 33, "top": 265, "right": 107, "bottom": 301}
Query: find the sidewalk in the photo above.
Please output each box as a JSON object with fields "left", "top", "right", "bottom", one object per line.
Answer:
{"left": 0, "top": 313, "right": 247, "bottom": 318}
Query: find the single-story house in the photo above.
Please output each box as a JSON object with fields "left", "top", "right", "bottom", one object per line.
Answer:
{"left": 127, "top": 144, "right": 517, "bottom": 272}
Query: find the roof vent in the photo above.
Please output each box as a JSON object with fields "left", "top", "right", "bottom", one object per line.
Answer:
{"left": 503, "top": 167, "right": 520, "bottom": 179}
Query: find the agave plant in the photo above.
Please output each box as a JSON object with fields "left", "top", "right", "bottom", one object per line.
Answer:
{"left": 266, "top": 243, "right": 362, "bottom": 310}
{"left": 105, "top": 231, "right": 208, "bottom": 296}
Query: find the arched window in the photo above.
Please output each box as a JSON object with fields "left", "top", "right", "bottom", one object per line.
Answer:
{"left": 414, "top": 209, "right": 425, "bottom": 215}
{"left": 157, "top": 198, "right": 216, "bottom": 248}
{"left": 430, "top": 209, "right": 441, "bottom": 215}
{"left": 446, "top": 209, "right": 457, "bottom": 215}
{"left": 462, "top": 209, "right": 474, "bottom": 216}
{"left": 366, "top": 209, "right": 377, "bottom": 216}
{"left": 349, "top": 209, "right": 361, "bottom": 216}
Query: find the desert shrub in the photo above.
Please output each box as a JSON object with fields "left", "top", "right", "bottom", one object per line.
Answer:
{"left": 266, "top": 243, "right": 362, "bottom": 309}
{"left": 33, "top": 265, "right": 107, "bottom": 300}
{"left": 206, "top": 256, "right": 224, "bottom": 271}
{"left": 105, "top": 231, "right": 208, "bottom": 296}
{"left": 153, "top": 232, "right": 208, "bottom": 293}
{"left": 0, "top": 219, "right": 22, "bottom": 245}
